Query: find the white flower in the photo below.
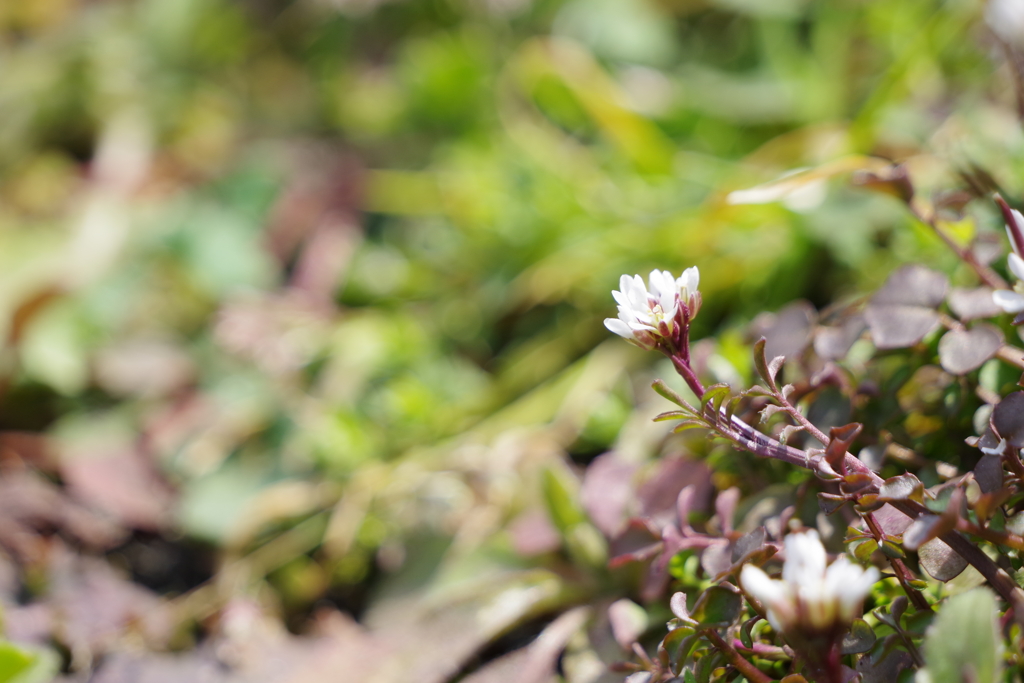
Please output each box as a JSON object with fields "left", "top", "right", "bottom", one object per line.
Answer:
{"left": 739, "top": 530, "right": 878, "bottom": 637}
{"left": 987, "top": 0, "right": 1024, "bottom": 47}
{"left": 994, "top": 207, "right": 1024, "bottom": 314}
{"left": 604, "top": 267, "right": 700, "bottom": 349}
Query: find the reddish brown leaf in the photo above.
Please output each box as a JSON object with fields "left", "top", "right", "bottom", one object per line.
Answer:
{"left": 947, "top": 287, "right": 1003, "bottom": 321}
{"left": 62, "top": 445, "right": 175, "bottom": 532}
{"left": 992, "top": 391, "right": 1024, "bottom": 446}
{"left": 938, "top": 324, "right": 1002, "bottom": 375}
{"left": 917, "top": 538, "right": 968, "bottom": 581}
{"left": 581, "top": 453, "right": 637, "bottom": 538}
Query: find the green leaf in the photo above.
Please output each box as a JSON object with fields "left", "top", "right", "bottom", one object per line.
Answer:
{"left": 877, "top": 473, "right": 924, "bottom": 503}
{"left": 177, "top": 462, "right": 281, "bottom": 544}
{"left": 890, "top": 596, "right": 908, "bottom": 625}
{"left": 872, "top": 606, "right": 897, "bottom": 630}
{"left": 725, "top": 395, "right": 743, "bottom": 424}
{"left": 0, "top": 641, "right": 58, "bottom": 683}
{"left": 673, "top": 420, "right": 709, "bottom": 433}
{"left": 654, "top": 410, "right": 692, "bottom": 422}
{"left": 678, "top": 633, "right": 702, "bottom": 669}
{"left": 700, "top": 383, "right": 731, "bottom": 421}
{"left": 879, "top": 539, "right": 905, "bottom": 558}
{"left": 661, "top": 625, "right": 696, "bottom": 656}
{"left": 852, "top": 538, "right": 877, "bottom": 562}
{"left": 752, "top": 337, "right": 778, "bottom": 392}
{"left": 739, "top": 617, "right": 759, "bottom": 649}
{"left": 0, "top": 644, "right": 33, "bottom": 683}
{"left": 695, "top": 650, "right": 721, "bottom": 683}
{"left": 923, "top": 588, "right": 1002, "bottom": 683}
{"left": 840, "top": 618, "right": 877, "bottom": 654}
{"left": 662, "top": 629, "right": 700, "bottom": 671}
{"left": 689, "top": 586, "right": 742, "bottom": 627}
{"left": 653, "top": 379, "right": 696, "bottom": 413}
{"left": 541, "top": 466, "right": 586, "bottom": 533}
{"left": 817, "top": 492, "right": 846, "bottom": 515}
{"left": 854, "top": 493, "right": 884, "bottom": 513}
{"left": 753, "top": 337, "right": 769, "bottom": 383}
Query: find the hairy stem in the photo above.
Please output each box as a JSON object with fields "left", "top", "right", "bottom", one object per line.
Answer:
{"left": 863, "top": 512, "right": 931, "bottom": 612}
{"left": 776, "top": 391, "right": 830, "bottom": 445}
{"left": 909, "top": 201, "right": 1007, "bottom": 290}
{"left": 670, "top": 355, "right": 706, "bottom": 399}
{"left": 956, "top": 518, "right": 1024, "bottom": 553}
{"left": 893, "top": 500, "right": 1024, "bottom": 624}
{"left": 997, "top": 344, "right": 1024, "bottom": 370}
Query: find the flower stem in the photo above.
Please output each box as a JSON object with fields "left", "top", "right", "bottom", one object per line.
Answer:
{"left": 670, "top": 354, "right": 705, "bottom": 399}
{"left": 775, "top": 388, "right": 829, "bottom": 445}
{"left": 704, "top": 629, "right": 773, "bottom": 683}
{"left": 956, "top": 518, "right": 1024, "bottom": 553}
{"left": 893, "top": 500, "right": 1024, "bottom": 625}
{"left": 863, "top": 512, "right": 931, "bottom": 612}
{"left": 910, "top": 200, "right": 1007, "bottom": 290}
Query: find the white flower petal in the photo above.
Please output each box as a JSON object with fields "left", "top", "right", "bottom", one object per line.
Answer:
{"left": 799, "top": 582, "right": 833, "bottom": 630}
{"left": 677, "top": 267, "right": 699, "bottom": 297}
{"left": 648, "top": 269, "right": 672, "bottom": 297}
{"left": 782, "top": 530, "right": 826, "bottom": 585}
{"left": 1010, "top": 253, "right": 1024, "bottom": 282}
{"left": 826, "top": 559, "right": 879, "bottom": 621}
{"left": 994, "top": 289, "right": 1024, "bottom": 314}
{"left": 621, "top": 306, "right": 654, "bottom": 327}
{"left": 740, "top": 564, "right": 784, "bottom": 607}
{"left": 604, "top": 318, "right": 634, "bottom": 339}
{"left": 623, "top": 275, "right": 648, "bottom": 310}
{"left": 626, "top": 319, "right": 656, "bottom": 332}
{"left": 648, "top": 270, "right": 676, "bottom": 317}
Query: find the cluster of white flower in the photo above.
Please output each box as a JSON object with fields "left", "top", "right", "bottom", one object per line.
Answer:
{"left": 603, "top": 267, "right": 700, "bottom": 351}
{"left": 740, "top": 530, "right": 878, "bottom": 637}
{"left": 993, "top": 204, "right": 1024, "bottom": 314}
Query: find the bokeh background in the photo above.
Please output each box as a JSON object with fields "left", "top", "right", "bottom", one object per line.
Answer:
{"left": 0, "top": 0, "right": 1022, "bottom": 681}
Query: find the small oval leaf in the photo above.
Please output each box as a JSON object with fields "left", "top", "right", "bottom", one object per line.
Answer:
{"left": 689, "top": 585, "right": 743, "bottom": 627}
{"left": 938, "top": 324, "right": 1003, "bottom": 375}
{"left": 865, "top": 304, "right": 940, "bottom": 349}
{"left": 878, "top": 473, "right": 924, "bottom": 503}
{"left": 918, "top": 538, "right": 968, "bottom": 582}
{"left": 992, "top": 392, "right": 1024, "bottom": 447}
{"left": 903, "top": 514, "right": 955, "bottom": 552}
{"left": 670, "top": 592, "right": 691, "bottom": 622}
{"left": 841, "top": 618, "right": 878, "bottom": 655}
{"left": 948, "top": 287, "right": 1003, "bottom": 321}
{"left": 923, "top": 587, "right": 1002, "bottom": 683}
